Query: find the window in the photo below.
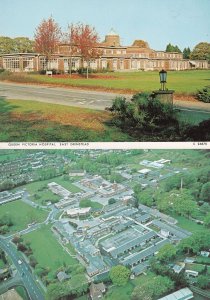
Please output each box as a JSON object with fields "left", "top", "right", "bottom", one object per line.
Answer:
{"left": 23, "top": 57, "right": 34, "bottom": 71}
{"left": 113, "top": 59, "right": 118, "bottom": 70}
{"left": 48, "top": 59, "right": 58, "bottom": 69}
{"left": 101, "top": 59, "right": 107, "bottom": 69}
{"left": 3, "top": 57, "right": 20, "bottom": 71}
{"left": 131, "top": 59, "right": 137, "bottom": 69}
{"left": 39, "top": 58, "right": 46, "bottom": 70}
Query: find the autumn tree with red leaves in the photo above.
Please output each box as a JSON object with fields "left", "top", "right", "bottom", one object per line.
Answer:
{"left": 34, "top": 17, "right": 62, "bottom": 70}
{"left": 71, "top": 23, "right": 101, "bottom": 78}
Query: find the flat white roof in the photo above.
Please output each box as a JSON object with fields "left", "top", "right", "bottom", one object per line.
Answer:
{"left": 138, "top": 168, "right": 151, "bottom": 174}
{"left": 158, "top": 287, "right": 193, "bottom": 300}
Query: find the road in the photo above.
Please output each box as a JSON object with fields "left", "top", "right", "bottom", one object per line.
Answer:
{"left": 0, "top": 81, "right": 210, "bottom": 113}
{"left": 0, "top": 81, "right": 124, "bottom": 111}
{"left": 0, "top": 239, "right": 45, "bottom": 300}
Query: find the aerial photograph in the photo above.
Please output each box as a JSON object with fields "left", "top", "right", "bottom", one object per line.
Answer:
{"left": 0, "top": 149, "right": 210, "bottom": 300}
{"left": 0, "top": 0, "right": 210, "bottom": 141}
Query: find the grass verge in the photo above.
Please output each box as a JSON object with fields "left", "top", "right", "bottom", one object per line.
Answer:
{"left": 0, "top": 98, "right": 132, "bottom": 141}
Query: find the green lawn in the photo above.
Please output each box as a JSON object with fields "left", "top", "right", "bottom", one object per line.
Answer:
{"left": 1, "top": 70, "right": 210, "bottom": 94}
{"left": 196, "top": 257, "right": 210, "bottom": 264}
{"left": 105, "top": 282, "right": 134, "bottom": 300}
{"left": 185, "top": 263, "right": 206, "bottom": 273}
{"left": 177, "top": 110, "right": 210, "bottom": 125}
{"left": 105, "top": 272, "right": 156, "bottom": 300}
{"left": 80, "top": 199, "right": 103, "bottom": 209}
{"left": 0, "top": 98, "right": 132, "bottom": 142}
{"left": 24, "top": 225, "right": 79, "bottom": 272}
{"left": 0, "top": 201, "right": 48, "bottom": 233}
{"left": 169, "top": 214, "right": 205, "bottom": 234}
{"left": 54, "top": 177, "right": 82, "bottom": 193}
{"left": 22, "top": 176, "right": 82, "bottom": 205}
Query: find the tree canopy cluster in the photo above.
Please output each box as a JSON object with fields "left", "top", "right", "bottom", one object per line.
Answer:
{"left": 0, "top": 36, "right": 34, "bottom": 54}
{"left": 190, "top": 42, "right": 210, "bottom": 62}
{"left": 131, "top": 275, "right": 174, "bottom": 300}
{"left": 166, "top": 43, "right": 181, "bottom": 53}
{"left": 109, "top": 265, "right": 131, "bottom": 286}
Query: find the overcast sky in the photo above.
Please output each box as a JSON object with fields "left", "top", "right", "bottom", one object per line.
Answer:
{"left": 0, "top": 0, "right": 209, "bottom": 51}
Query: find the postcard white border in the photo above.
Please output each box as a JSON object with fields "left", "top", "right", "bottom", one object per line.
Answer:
{"left": 0, "top": 142, "right": 209, "bottom": 149}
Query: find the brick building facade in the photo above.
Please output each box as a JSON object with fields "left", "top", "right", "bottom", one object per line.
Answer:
{"left": 0, "top": 29, "right": 208, "bottom": 72}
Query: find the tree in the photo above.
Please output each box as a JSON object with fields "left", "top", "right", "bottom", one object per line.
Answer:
{"left": 178, "top": 231, "right": 210, "bottom": 254}
{"left": 13, "top": 37, "right": 34, "bottom": 53}
{"left": 109, "top": 265, "right": 131, "bottom": 286}
{"left": 166, "top": 43, "right": 181, "bottom": 53}
{"left": 71, "top": 23, "right": 101, "bottom": 78}
{"left": 131, "top": 275, "right": 174, "bottom": 300}
{"left": 204, "top": 212, "right": 210, "bottom": 228}
{"left": 108, "top": 198, "right": 116, "bottom": 205}
{"left": 29, "top": 255, "right": 38, "bottom": 268}
{"left": 0, "top": 36, "right": 34, "bottom": 54}
{"left": 157, "top": 244, "right": 177, "bottom": 263}
{"left": 65, "top": 24, "right": 79, "bottom": 76}
{"left": 34, "top": 17, "right": 62, "bottom": 70}
{"left": 183, "top": 47, "right": 191, "bottom": 59}
{"left": 172, "top": 190, "right": 197, "bottom": 218}
{"left": 190, "top": 42, "right": 210, "bottom": 62}
{"left": 197, "top": 275, "right": 209, "bottom": 289}
{"left": 200, "top": 182, "right": 210, "bottom": 202}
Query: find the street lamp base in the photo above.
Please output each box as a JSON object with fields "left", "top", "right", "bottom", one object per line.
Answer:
{"left": 151, "top": 90, "right": 175, "bottom": 106}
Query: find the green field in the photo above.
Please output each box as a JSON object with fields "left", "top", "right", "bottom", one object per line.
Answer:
{"left": 170, "top": 214, "right": 205, "bottom": 234}
{"left": 1, "top": 70, "right": 210, "bottom": 94}
{"left": 23, "top": 225, "right": 79, "bottom": 271}
{"left": 22, "top": 176, "right": 82, "bottom": 205}
{"left": 0, "top": 201, "right": 48, "bottom": 233}
{"left": 0, "top": 98, "right": 132, "bottom": 142}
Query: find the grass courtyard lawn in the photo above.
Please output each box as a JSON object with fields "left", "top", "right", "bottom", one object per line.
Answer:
{"left": 185, "top": 263, "right": 206, "bottom": 273}
{"left": 0, "top": 201, "right": 48, "bottom": 233}
{"left": 170, "top": 214, "right": 205, "bottom": 234}
{"left": 1, "top": 70, "right": 210, "bottom": 94}
{"left": 0, "top": 98, "right": 132, "bottom": 142}
{"left": 54, "top": 177, "right": 82, "bottom": 193}
{"left": 23, "top": 225, "right": 79, "bottom": 271}
{"left": 104, "top": 282, "right": 134, "bottom": 300}
{"left": 105, "top": 272, "right": 156, "bottom": 300}
{"left": 22, "top": 176, "right": 82, "bottom": 205}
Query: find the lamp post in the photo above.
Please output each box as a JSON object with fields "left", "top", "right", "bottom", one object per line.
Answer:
{"left": 159, "top": 69, "right": 167, "bottom": 91}
{"left": 151, "top": 69, "right": 174, "bottom": 106}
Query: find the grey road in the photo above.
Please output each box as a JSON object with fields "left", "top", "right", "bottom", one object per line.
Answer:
{"left": 0, "top": 81, "right": 124, "bottom": 110}
{"left": 0, "top": 238, "right": 45, "bottom": 300}
{"left": 0, "top": 81, "right": 210, "bottom": 113}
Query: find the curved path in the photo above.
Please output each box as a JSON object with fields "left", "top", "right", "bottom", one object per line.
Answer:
{"left": 0, "top": 81, "right": 210, "bottom": 113}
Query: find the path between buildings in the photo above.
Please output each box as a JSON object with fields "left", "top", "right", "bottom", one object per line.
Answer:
{"left": 0, "top": 81, "right": 210, "bottom": 112}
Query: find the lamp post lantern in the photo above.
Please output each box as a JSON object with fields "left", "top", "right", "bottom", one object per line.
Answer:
{"left": 151, "top": 69, "right": 174, "bottom": 107}
{"left": 159, "top": 69, "right": 167, "bottom": 91}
